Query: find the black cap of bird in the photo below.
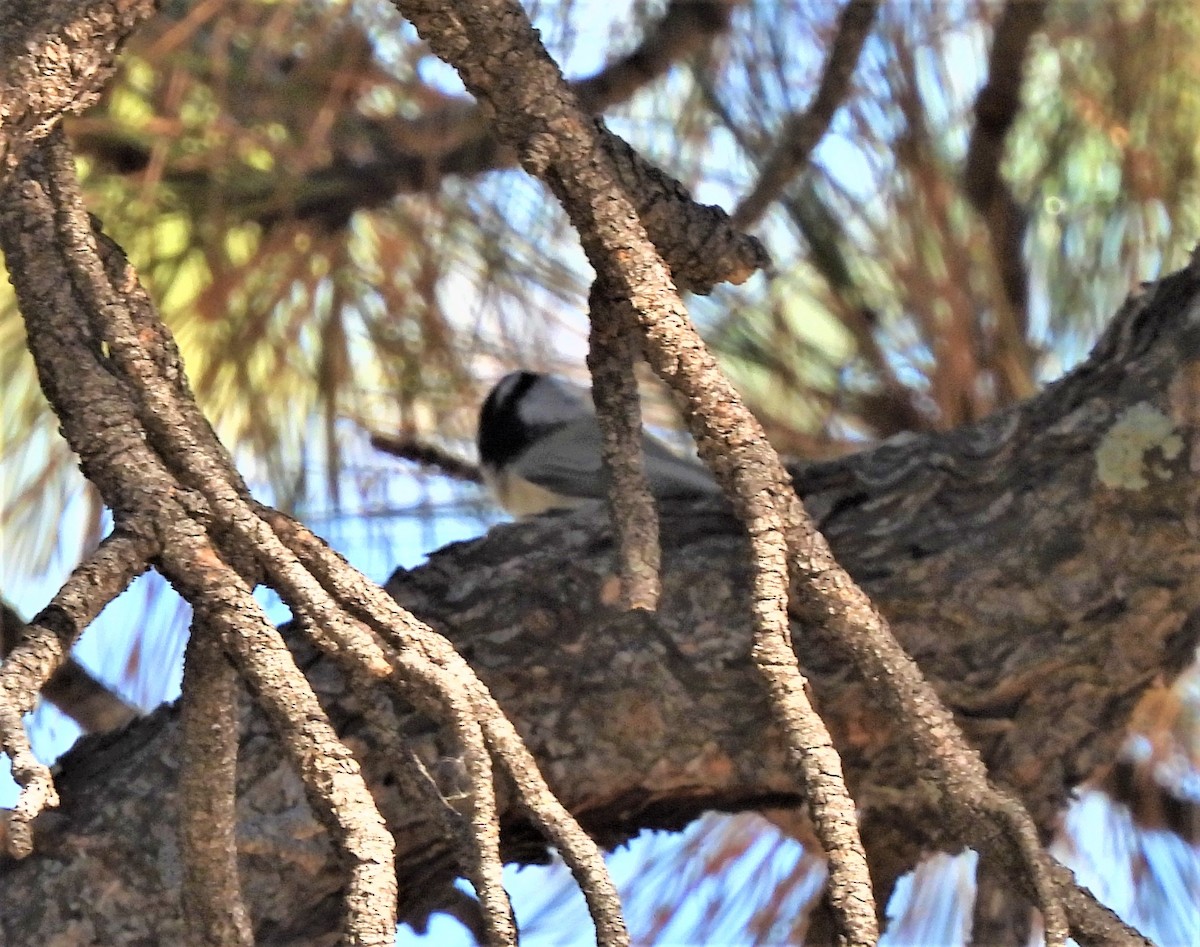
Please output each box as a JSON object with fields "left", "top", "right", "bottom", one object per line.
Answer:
{"left": 477, "top": 371, "right": 718, "bottom": 517}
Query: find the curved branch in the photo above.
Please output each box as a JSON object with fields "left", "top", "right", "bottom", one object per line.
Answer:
{"left": 0, "top": 534, "right": 150, "bottom": 856}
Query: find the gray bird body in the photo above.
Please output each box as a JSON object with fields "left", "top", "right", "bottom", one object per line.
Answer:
{"left": 477, "top": 371, "right": 718, "bottom": 517}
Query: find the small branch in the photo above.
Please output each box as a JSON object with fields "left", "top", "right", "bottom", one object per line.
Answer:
{"left": 369, "top": 433, "right": 482, "bottom": 484}
{"left": 179, "top": 620, "right": 254, "bottom": 946}
{"left": 424, "top": 683, "right": 515, "bottom": 947}
{"left": 0, "top": 701, "right": 52, "bottom": 860}
{"left": 587, "top": 280, "right": 661, "bottom": 610}
{"left": 1052, "top": 862, "right": 1153, "bottom": 947}
{"left": 732, "top": 0, "right": 879, "bottom": 228}
{"left": 0, "top": 534, "right": 151, "bottom": 714}
{"left": 353, "top": 687, "right": 493, "bottom": 940}
{"left": 963, "top": 0, "right": 1047, "bottom": 396}
{"left": 1, "top": 595, "right": 139, "bottom": 735}
{"left": 291, "top": 597, "right": 519, "bottom": 946}
{"left": 0, "top": 534, "right": 151, "bottom": 856}
{"left": 601, "top": 129, "right": 769, "bottom": 293}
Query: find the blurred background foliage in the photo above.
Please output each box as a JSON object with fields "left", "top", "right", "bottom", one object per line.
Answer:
{"left": 2, "top": 0, "right": 1199, "bottom": 942}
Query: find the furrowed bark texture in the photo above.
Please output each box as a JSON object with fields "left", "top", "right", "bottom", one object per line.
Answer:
{"left": 2, "top": 263, "right": 1198, "bottom": 942}
{"left": 0, "top": 0, "right": 155, "bottom": 182}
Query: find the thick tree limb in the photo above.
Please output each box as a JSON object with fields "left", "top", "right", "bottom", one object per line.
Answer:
{"left": 3, "top": 255, "right": 1195, "bottom": 943}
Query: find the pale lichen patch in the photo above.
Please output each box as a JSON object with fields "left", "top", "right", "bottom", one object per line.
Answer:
{"left": 1096, "top": 402, "right": 1184, "bottom": 490}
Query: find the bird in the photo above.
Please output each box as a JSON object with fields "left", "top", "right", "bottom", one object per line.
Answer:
{"left": 477, "top": 370, "right": 719, "bottom": 517}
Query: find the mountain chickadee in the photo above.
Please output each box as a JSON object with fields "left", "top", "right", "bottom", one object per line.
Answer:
{"left": 477, "top": 371, "right": 719, "bottom": 517}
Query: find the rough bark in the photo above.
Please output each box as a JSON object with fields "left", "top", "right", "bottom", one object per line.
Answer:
{"left": 3, "top": 259, "right": 1198, "bottom": 943}
{"left": 0, "top": 0, "right": 155, "bottom": 183}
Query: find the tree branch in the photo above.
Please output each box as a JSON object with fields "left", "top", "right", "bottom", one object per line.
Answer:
{"left": 588, "top": 280, "right": 662, "bottom": 610}
{"left": 0, "top": 0, "right": 155, "bottom": 184}
{"left": 573, "top": 0, "right": 738, "bottom": 113}
{"left": 0, "top": 581, "right": 141, "bottom": 736}
{"left": 963, "top": 0, "right": 1047, "bottom": 398}
{"left": 732, "top": 0, "right": 879, "bottom": 228}
{"left": 368, "top": 433, "right": 482, "bottom": 484}
{"left": 0, "top": 533, "right": 150, "bottom": 856}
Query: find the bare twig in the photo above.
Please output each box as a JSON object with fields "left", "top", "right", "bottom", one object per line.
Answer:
{"left": 179, "top": 620, "right": 254, "bottom": 946}
{"left": 587, "top": 280, "right": 661, "bottom": 610}
{"left": 1050, "top": 862, "right": 1153, "bottom": 947}
{"left": 0, "top": 599, "right": 139, "bottom": 735}
{"left": 732, "top": 0, "right": 879, "bottom": 228}
{"left": 369, "top": 433, "right": 482, "bottom": 484}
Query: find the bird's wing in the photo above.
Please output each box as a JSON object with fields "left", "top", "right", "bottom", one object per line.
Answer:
{"left": 641, "top": 434, "right": 719, "bottom": 497}
{"left": 510, "top": 420, "right": 608, "bottom": 499}
{"left": 512, "top": 419, "right": 717, "bottom": 500}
